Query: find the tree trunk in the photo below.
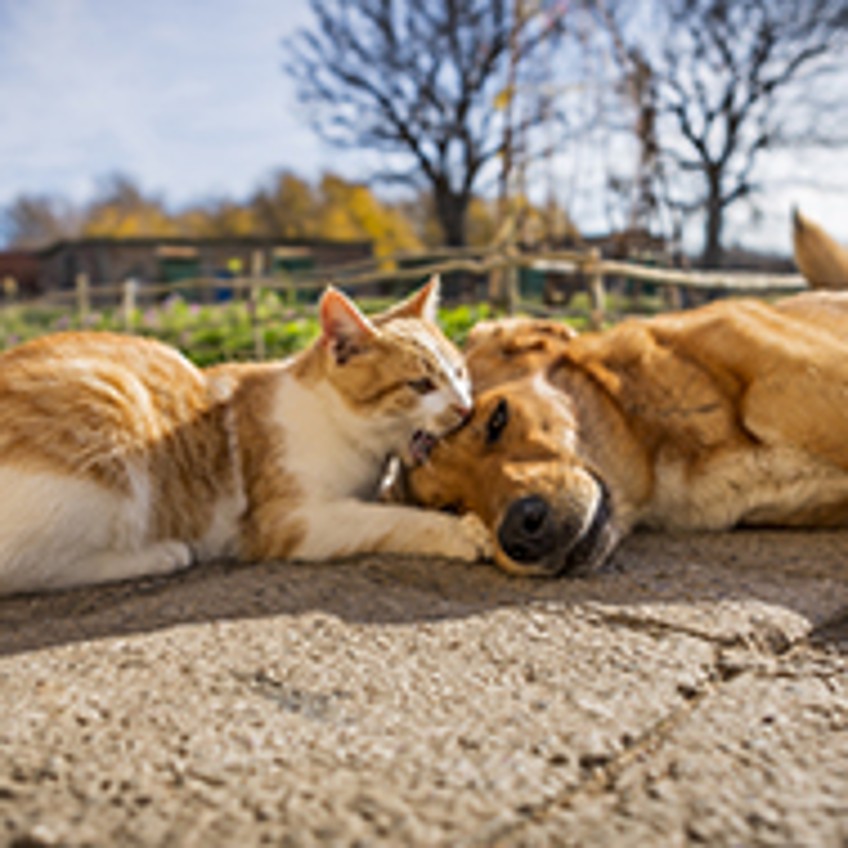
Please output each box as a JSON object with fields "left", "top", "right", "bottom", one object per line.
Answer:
{"left": 434, "top": 186, "right": 469, "bottom": 248}
{"left": 432, "top": 185, "right": 473, "bottom": 298}
{"left": 701, "top": 169, "right": 724, "bottom": 269}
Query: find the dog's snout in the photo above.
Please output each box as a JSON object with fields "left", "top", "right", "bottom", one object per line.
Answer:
{"left": 498, "top": 495, "right": 557, "bottom": 563}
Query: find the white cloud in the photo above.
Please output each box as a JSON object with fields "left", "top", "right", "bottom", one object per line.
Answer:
{"left": 0, "top": 0, "right": 347, "bottom": 210}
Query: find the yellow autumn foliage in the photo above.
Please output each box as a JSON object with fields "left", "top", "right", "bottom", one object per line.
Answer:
{"left": 252, "top": 172, "right": 318, "bottom": 239}
{"left": 316, "top": 174, "right": 422, "bottom": 262}
{"left": 72, "top": 169, "right": 578, "bottom": 257}
{"left": 83, "top": 204, "right": 179, "bottom": 239}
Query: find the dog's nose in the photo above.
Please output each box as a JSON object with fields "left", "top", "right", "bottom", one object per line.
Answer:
{"left": 497, "top": 495, "right": 557, "bottom": 563}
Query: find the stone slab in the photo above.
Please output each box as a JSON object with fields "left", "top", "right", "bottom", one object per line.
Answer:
{"left": 0, "top": 529, "right": 845, "bottom": 846}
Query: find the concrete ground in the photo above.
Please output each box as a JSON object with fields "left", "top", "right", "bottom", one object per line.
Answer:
{"left": 0, "top": 530, "right": 846, "bottom": 847}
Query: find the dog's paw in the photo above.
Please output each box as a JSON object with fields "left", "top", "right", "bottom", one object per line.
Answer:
{"left": 451, "top": 513, "right": 494, "bottom": 561}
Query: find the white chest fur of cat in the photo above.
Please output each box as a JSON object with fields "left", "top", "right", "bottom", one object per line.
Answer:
{"left": 0, "top": 277, "right": 490, "bottom": 594}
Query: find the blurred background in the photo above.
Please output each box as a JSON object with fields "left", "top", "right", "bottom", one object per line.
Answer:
{"left": 1, "top": 0, "right": 847, "bottom": 358}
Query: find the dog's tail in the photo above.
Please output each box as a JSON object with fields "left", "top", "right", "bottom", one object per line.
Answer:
{"left": 793, "top": 207, "right": 848, "bottom": 290}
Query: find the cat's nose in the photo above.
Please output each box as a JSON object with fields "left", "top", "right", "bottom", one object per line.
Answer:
{"left": 453, "top": 403, "right": 473, "bottom": 423}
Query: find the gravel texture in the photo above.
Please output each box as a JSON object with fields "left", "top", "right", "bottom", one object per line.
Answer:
{"left": 1, "top": 529, "right": 846, "bottom": 847}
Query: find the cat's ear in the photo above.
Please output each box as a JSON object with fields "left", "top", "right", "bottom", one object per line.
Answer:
{"left": 379, "top": 275, "right": 441, "bottom": 323}
{"left": 319, "top": 286, "right": 376, "bottom": 364}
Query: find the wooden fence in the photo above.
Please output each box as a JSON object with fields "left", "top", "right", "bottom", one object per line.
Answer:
{"left": 3, "top": 246, "right": 808, "bottom": 359}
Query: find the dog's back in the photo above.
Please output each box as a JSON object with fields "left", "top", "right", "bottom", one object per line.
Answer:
{"left": 776, "top": 290, "right": 848, "bottom": 339}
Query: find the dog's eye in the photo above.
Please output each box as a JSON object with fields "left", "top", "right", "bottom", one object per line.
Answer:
{"left": 440, "top": 501, "right": 464, "bottom": 515}
{"left": 409, "top": 377, "right": 436, "bottom": 394}
{"left": 485, "top": 398, "right": 509, "bottom": 445}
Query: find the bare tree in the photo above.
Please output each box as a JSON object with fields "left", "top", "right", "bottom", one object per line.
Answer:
{"left": 284, "top": 0, "right": 564, "bottom": 247}
{"left": 1, "top": 194, "right": 79, "bottom": 249}
{"left": 597, "top": 0, "right": 848, "bottom": 267}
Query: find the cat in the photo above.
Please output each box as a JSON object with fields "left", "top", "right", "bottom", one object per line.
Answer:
{"left": 0, "top": 277, "right": 491, "bottom": 595}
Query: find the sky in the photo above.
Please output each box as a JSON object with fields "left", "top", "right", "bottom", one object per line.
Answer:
{"left": 1, "top": 0, "right": 846, "bottom": 255}
{"left": 0, "top": 0, "right": 345, "bottom": 209}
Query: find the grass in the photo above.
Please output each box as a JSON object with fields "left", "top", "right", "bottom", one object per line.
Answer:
{"left": 0, "top": 280, "right": 682, "bottom": 365}
{"left": 0, "top": 292, "right": 510, "bottom": 366}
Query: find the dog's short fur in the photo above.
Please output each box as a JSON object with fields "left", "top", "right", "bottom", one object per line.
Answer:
{"left": 406, "top": 292, "right": 848, "bottom": 576}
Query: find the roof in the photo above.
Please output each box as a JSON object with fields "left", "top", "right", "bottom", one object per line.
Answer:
{"left": 36, "top": 236, "right": 373, "bottom": 257}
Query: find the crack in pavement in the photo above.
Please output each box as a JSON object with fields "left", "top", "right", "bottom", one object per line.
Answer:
{"left": 475, "top": 601, "right": 846, "bottom": 846}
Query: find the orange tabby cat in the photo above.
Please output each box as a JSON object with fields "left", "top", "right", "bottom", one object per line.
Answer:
{"left": 0, "top": 277, "right": 491, "bottom": 595}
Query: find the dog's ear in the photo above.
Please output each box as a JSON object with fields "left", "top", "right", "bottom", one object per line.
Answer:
{"left": 319, "top": 286, "right": 377, "bottom": 364}
{"left": 466, "top": 318, "right": 577, "bottom": 356}
{"left": 377, "top": 275, "right": 440, "bottom": 324}
{"left": 531, "top": 320, "right": 579, "bottom": 343}
{"left": 465, "top": 318, "right": 577, "bottom": 389}
{"left": 465, "top": 319, "right": 503, "bottom": 353}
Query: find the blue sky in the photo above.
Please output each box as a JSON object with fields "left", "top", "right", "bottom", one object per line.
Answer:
{"left": 1, "top": 0, "right": 846, "bottom": 254}
{"left": 0, "top": 0, "right": 345, "bottom": 208}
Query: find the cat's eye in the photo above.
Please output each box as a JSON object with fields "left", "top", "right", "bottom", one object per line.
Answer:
{"left": 485, "top": 398, "right": 509, "bottom": 445}
{"left": 409, "top": 376, "right": 437, "bottom": 394}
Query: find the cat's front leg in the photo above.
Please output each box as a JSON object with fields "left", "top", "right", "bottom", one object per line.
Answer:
{"left": 258, "top": 500, "right": 493, "bottom": 562}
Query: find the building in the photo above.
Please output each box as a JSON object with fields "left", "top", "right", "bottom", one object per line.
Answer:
{"left": 0, "top": 250, "right": 40, "bottom": 297}
{"left": 5, "top": 236, "right": 373, "bottom": 297}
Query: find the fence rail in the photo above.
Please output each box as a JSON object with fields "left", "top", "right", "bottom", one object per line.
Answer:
{"left": 2, "top": 246, "right": 807, "bottom": 360}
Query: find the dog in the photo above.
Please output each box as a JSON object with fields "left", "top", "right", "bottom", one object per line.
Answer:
{"left": 400, "top": 292, "right": 848, "bottom": 577}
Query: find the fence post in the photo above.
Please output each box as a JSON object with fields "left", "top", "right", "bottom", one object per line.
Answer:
{"left": 249, "top": 251, "right": 266, "bottom": 360}
{"left": 506, "top": 250, "right": 520, "bottom": 315}
{"left": 487, "top": 250, "right": 519, "bottom": 314}
{"left": 75, "top": 272, "right": 90, "bottom": 325}
{"left": 122, "top": 278, "right": 138, "bottom": 332}
{"left": 2, "top": 276, "right": 18, "bottom": 305}
{"left": 281, "top": 270, "right": 295, "bottom": 307}
{"left": 665, "top": 284, "right": 683, "bottom": 311}
{"left": 586, "top": 248, "right": 606, "bottom": 330}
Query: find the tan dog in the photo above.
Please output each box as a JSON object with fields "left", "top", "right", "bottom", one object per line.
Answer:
{"left": 405, "top": 292, "right": 848, "bottom": 576}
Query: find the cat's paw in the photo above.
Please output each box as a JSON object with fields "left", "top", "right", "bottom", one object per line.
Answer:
{"left": 146, "top": 541, "right": 194, "bottom": 576}
{"left": 448, "top": 513, "right": 494, "bottom": 561}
